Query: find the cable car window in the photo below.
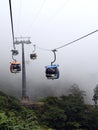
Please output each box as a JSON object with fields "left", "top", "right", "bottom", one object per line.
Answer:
{"left": 11, "top": 50, "right": 19, "bottom": 55}
{"left": 45, "top": 65, "right": 59, "bottom": 79}
{"left": 30, "top": 53, "right": 37, "bottom": 60}
{"left": 10, "top": 62, "right": 21, "bottom": 73}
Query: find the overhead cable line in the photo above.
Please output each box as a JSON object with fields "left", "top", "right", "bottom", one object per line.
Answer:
{"left": 36, "top": 29, "right": 98, "bottom": 52}
{"left": 9, "top": 0, "right": 16, "bottom": 49}
{"left": 28, "top": 0, "right": 46, "bottom": 34}
{"left": 54, "top": 30, "right": 98, "bottom": 50}
{"left": 33, "top": 0, "right": 46, "bottom": 23}
{"left": 48, "top": 0, "right": 71, "bottom": 22}
{"left": 16, "top": 0, "right": 22, "bottom": 36}
{"left": 37, "top": 46, "right": 51, "bottom": 51}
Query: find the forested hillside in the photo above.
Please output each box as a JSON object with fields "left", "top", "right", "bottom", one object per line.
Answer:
{"left": 34, "top": 86, "right": 98, "bottom": 130}
{"left": 0, "top": 86, "right": 98, "bottom": 130}
{"left": 0, "top": 91, "right": 52, "bottom": 130}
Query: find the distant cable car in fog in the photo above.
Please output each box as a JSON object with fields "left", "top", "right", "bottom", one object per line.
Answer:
{"left": 30, "top": 44, "right": 37, "bottom": 60}
{"left": 30, "top": 53, "right": 37, "bottom": 60}
{"left": 10, "top": 61, "right": 21, "bottom": 73}
{"left": 11, "top": 49, "right": 19, "bottom": 55}
{"left": 10, "top": 47, "right": 21, "bottom": 73}
{"left": 45, "top": 49, "right": 60, "bottom": 79}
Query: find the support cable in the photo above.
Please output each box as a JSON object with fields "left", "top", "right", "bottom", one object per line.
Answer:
{"left": 48, "top": 0, "right": 71, "bottom": 22}
{"left": 32, "top": 0, "right": 46, "bottom": 23}
{"left": 9, "top": 0, "right": 16, "bottom": 49}
{"left": 55, "top": 30, "right": 98, "bottom": 50}
{"left": 28, "top": 0, "right": 46, "bottom": 34}
{"left": 36, "top": 29, "right": 98, "bottom": 51}
{"left": 37, "top": 46, "right": 51, "bottom": 51}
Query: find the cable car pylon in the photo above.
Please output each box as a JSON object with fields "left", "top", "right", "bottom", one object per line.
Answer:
{"left": 14, "top": 37, "right": 31, "bottom": 104}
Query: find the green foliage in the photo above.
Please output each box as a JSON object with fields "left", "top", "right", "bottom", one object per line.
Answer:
{"left": 0, "top": 112, "right": 8, "bottom": 125}
{"left": 0, "top": 91, "right": 53, "bottom": 130}
{"left": 41, "top": 106, "right": 67, "bottom": 129}
{"left": 1, "top": 85, "right": 98, "bottom": 130}
{"left": 35, "top": 85, "right": 98, "bottom": 130}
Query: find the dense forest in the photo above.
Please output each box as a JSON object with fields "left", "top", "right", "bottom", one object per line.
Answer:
{"left": 0, "top": 91, "right": 52, "bottom": 130}
{"left": 0, "top": 85, "right": 98, "bottom": 130}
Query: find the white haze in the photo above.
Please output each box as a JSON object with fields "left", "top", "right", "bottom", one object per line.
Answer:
{"left": 0, "top": 0, "right": 98, "bottom": 104}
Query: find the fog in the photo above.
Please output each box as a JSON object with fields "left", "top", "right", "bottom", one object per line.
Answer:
{"left": 0, "top": 0, "right": 98, "bottom": 104}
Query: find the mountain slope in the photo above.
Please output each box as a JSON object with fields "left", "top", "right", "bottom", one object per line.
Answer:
{"left": 0, "top": 91, "right": 53, "bottom": 130}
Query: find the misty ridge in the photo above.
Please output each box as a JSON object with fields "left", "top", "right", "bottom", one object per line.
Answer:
{"left": 0, "top": 82, "right": 98, "bottom": 130}
{"left": 0, "top": 75, "right": 94, "bottom": 105}
{"left": 0, "top": 46, "right": 96, "bottom": 105}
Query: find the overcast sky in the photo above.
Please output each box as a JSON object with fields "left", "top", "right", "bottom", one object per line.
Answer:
{"left": 0, "top": 0, "right": 98, "bottom": 103}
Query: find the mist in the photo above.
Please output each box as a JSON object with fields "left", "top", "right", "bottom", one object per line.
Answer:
{"left": 0, "top": 0, "right": 98, "bottom": 105}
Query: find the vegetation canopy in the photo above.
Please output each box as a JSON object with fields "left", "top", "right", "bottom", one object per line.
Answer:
{"left": 0, "top": 85, "right": 98, "bottom": 130}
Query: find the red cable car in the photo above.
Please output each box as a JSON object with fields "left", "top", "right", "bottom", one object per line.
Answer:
{"left": 10, "top": 61, "right": 21, "bottom": 73}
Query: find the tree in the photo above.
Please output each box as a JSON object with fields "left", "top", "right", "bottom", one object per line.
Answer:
{"left": 0, "top": 91, "right": 53, "bottom": 130}
{"left": 42, "top": 106, "right": 67, "bottom": 130}
{"left": 35, "top": 85, "right": 90, "bottom": 130}
{"left": 92, "top": 84, "right": 98, "bottom": 106}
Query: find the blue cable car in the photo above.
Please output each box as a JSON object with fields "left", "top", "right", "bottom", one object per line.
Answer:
{"left": 45, "top": 49, "right": 60, "bottom": 79}
{"left": 45, "top": 64, "right": 59, "bottom": 79}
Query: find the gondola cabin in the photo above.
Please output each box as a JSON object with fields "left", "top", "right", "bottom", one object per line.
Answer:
{"left": 45, "top": 64, "right": 59, "bottom": 79}
{"left": 10, "top": 61, "right": 21, "bottom": 73}
{"left": 30, "top": 53, "right": 37, "bottom": 60}
{"left": 11, "top": 49, "right": 19, "bottom": 55}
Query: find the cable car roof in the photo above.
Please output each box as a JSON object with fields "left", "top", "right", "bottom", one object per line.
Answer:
{"left": 10, "top": 61, "right": 21, "bottom": 64}
{"left": 45, "top": 64, "right": 59, "bottom": 68}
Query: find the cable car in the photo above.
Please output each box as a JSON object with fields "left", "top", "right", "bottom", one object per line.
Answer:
{"left": 30, "top": 44, "right": 37, "bottom": 60}
{"left": 45, "top": 64, "right": 59, "bottom": 79}
{"left": 30, "top": 53, "right": 37, "bottom": 60}
{"left": 11, "top": 49, "right": 19, "bottom": 55}
{"left": 10, "top": 61, "right": 21, "bottom": 73}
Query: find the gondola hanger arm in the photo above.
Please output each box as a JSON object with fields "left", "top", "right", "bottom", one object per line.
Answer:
{"left": 51, "top": 49, "right": 57, "bottom": 65}
{"left": 32, "top": 44, "right": 36, "bottom": 52}
{"left": 12, "top": 55, "right": 16, "bottom": 62}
